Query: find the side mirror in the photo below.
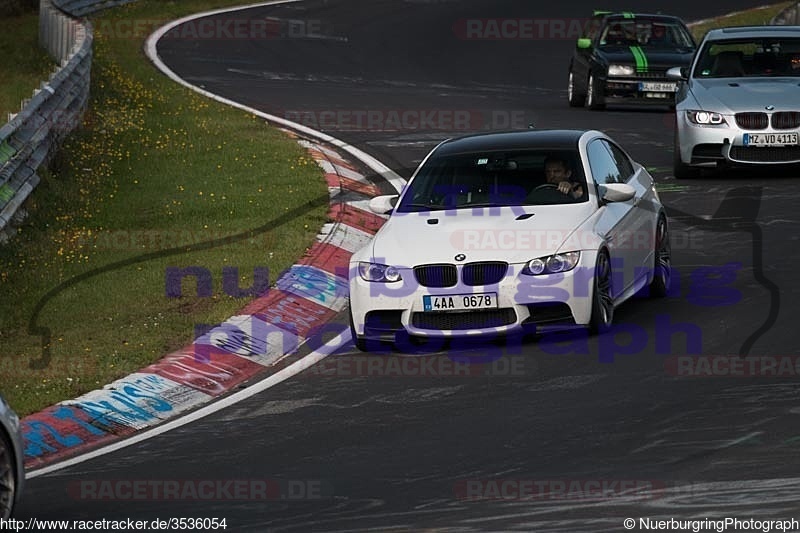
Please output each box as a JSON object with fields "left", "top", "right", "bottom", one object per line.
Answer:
{"left": 368, "top": 194, "right": 398, "bottom": 215}
{"left": 601, "top": 183, "right": 636, "bottom": 203}
{"left": 577, "top": 38, "right": 592, "bottom": 49}
{"left": 666, "top": 66, "right": 688, "bottom": 80}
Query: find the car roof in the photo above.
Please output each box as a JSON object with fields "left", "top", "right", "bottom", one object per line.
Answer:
{"left": 704, "top": 26, "right": 800, "bottom": 41}
{"left": 434, "top": 130, "right": 590, "bottom": 155}
{"left": 597, "top": 12, "right": 685, "bottom": 23}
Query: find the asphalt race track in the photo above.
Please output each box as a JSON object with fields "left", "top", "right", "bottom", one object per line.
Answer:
{"left": 16, "top": 1, "right": 800, "bottom": 530}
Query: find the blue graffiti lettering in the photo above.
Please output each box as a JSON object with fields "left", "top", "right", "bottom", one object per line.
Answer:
{"left": 77, "top": 399, "right": 157, "bottom": 426}
{"left": 51, "top": 405, "right": 106, "bottom": 436}
{"left": 23, "top": 421, "right": 83, "bottom": 458}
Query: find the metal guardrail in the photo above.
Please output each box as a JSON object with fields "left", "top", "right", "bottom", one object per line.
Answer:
{"left": 0, "top": 0, "right": 91, "bottom": 238}
{"left": 52, "top": 0, "right": 137, "bottom": 17}
{"left": 0, "top": 0, "right": 140, "bottom": 241}
{"left": 771, "top": 1, "right": 800, "bottom": 25}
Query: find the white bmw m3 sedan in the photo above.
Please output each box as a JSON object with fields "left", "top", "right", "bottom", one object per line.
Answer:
{"left": 348, "top": 130, "right": 670, "bottom": 351}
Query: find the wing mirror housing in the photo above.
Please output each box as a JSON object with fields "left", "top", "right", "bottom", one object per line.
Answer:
{"left": 601, "top": 183, "right": 636, "bottom": 203}
{"left": 368, "top": 194, "right": 398, "bottom": 215}
{"left": 666, "top": 66, "right": 688, "bottom": 80}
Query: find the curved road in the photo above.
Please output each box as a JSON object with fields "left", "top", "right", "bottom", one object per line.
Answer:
{"left": 17, "top": 1, "right": 800, "bottom": 531}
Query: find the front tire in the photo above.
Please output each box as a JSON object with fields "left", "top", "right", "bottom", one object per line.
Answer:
{"left": 649, "top": 216, "right": 671, "bottom": 298}
{"left": 349, "top": 305, "right": 368, "bottom": 352}
{"left": 673, "top": 158, "right": 701, "bottom": 179}
{"left": 673, "top": 128, "right": 700, "bottom": 179}
{"left": 586, "top": 74, "right": 606, "bottom": 110}
{"left": 568, "top": 70, "right": 586, "bottom": 107}
{"left": 0, "top": 431, "right": 18, "bottom": 519}
{"left": 589, "top": 251, "right": 614, "bottom": 334}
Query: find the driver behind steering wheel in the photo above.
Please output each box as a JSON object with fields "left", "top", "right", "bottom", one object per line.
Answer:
{"left": 544, "top": 156, "right": 583, "bottom": 199}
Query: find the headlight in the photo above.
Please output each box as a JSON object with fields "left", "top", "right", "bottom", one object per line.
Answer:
{"left": 607, "top": 64, "right": 635, "bottom": 77}
{"left": 686, "top": 110, "right": 727, "bottom": 126}
{"left": 522, "top": 252, "right": 580, "bottom": 276}
{"left": 358, "top": 262, "right": 402, "bottom": 282}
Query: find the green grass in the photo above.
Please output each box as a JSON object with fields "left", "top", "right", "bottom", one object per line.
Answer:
{"left": 0, "top": 0, "right": 328, "bottom": 416}
{"left": 689, "top": 2, "right": 793, "bottom": 41}
{"left": 0, "top": 11, "right": 55, "bottom": 120}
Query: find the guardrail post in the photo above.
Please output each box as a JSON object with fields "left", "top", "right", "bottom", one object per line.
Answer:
{"left": 0, "top": 0, "right": 98, "bottom": 241}
{"left": 2, "top": 0, "right": 139, "bottom": 242}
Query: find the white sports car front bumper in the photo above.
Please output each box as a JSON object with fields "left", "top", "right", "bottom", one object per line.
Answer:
{"left": 349, "top": 250, "right": 600, "bottom": 341}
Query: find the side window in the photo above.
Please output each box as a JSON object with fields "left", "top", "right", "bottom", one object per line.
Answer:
{"left": 605, "top": 141, "right": 635, "bottom": 181}
{"left": 585, "top": 18, "right": 602, "bottom": 41}
{"left": 587, "top": 140, "right": 621, "bottom": 185}
{"left": 674, "top": 23, "right": 696, "bottom": 48}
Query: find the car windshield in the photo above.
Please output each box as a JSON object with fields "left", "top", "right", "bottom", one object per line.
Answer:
{"left": 693, "top": 38, "right": 800, "bottom": 78}
{"left": 599, "top": 18, "right": 694, "bottom": 49}
{"left": 395, "top": 149, "right": 587, "bottom": 213}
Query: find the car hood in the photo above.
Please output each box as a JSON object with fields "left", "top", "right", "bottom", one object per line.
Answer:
{"left": 600, "top": 47, "right": 694, "bottom": 69}
{"left": 369, "top": 205, "right": 595, "bottom": 267}
{"left": 690, "top": 78, "right": 800, "bottom": 113}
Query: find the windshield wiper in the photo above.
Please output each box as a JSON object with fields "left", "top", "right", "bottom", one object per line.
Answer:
{"left": 398, "top": 203, "right": 447, "bottom": 212}
{"left": 460, "top": 202, "right": 508, "bottom": 208}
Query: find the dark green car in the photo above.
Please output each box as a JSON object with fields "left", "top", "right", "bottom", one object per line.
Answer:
{"left": 568, "top": 12, "right": 696, "bottom": 110}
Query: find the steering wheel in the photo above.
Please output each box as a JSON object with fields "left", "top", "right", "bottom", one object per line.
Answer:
{"left": 527, "top": 182, "right": 579, "bottom": 204}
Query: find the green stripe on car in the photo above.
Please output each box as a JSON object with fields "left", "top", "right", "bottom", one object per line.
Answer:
{"left": 637, "top": 46, "right": 649, "bottom": 72}
{"left": 629, "top": 45, "right": 649, "bottom": 72}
